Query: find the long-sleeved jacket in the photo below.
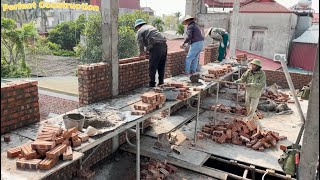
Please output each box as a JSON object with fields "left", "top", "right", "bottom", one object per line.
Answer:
{"left": 239, "top": 69, "right": 266, "bottom": 98}
{"left": 183, "top": 21, "right": 204, "bottom": 44}
{"left": 136, "top": 25, "right": 166, "bottom": 53}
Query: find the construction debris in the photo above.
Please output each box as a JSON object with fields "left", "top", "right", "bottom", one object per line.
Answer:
{"left": 6, "top": 124, "right": 88, "bottom": 170}
{"left": 200, "top": 119, "right": 286, "bottom": 151}
{"left": 3, "top": 134, "right": 11, "bottom": 142}
{"left": 141, "top": 160, "right": 177, "bottom": 180}
{"left": 209, "top": 104, "right": 264, "bottom": 119}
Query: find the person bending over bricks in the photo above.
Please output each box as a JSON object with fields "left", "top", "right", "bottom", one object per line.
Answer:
{"left": 135, "top": 19, "right": 168, "bottom": 88}
{"left": 234, "top": 59, "right": 266, "bottom": 121}
{"left": 180, "top": 15, "right": 204, "bottom": 75}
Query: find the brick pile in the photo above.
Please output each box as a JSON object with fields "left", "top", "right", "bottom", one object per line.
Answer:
{"left": 199, "top": 119, "right": 287, "bottom": 151}
{"left": 161, "top": 82, "right": 192, "bottom": 100}
{"left": 1, "top": 80, "right": 40, "bottom": 134}
{"left": 131, "top": 92, "right": 166, "bottom": 115}
{"left": 261, "top": 90, "right": 292, "bottom": 103}
{"left": 7, "top": 124, "right": 89, "bottom": 170}
{"left": 141, "top": 160, "right": 177, "bottom": 180}
{"left": 165, "top": 50, "right": 187, "bottom": 78}
{"left": 202, "top": 64, "right": 233, "bottom": 81}
{"left": 204, "top": 44, "right": 219, "bottom": 64}
{"left": 210, "top": 104, "right": 264, "bottom": 119}
{"left": 78, "top": 63, "right": 112, "bottom": 106}
{"left": 119, "top": 57, "right": 149, "bottom": 94}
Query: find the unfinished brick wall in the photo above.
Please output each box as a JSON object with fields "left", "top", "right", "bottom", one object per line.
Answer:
{"left": 78, "top": 63, "right": 112, "bottom": 106}
{"left": 1, "top": 81, "right": 40, "bottom": 134}
{"left": 165, "top": 50, "right": 187, "bottom": 78}
{"left": 82, "top": 139, "right": 112, "bottom": 169}
{"left": 264, "top": 70, "right": 312, "bottom": 89}
{"left": 119, "top": 57, "right": 149, "bottom": 94}
{"left": 204, "top": 44, "right": 219, "bottom": 64}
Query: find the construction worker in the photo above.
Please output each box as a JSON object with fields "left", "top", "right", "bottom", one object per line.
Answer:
{"left": 135, "top": 19, "right": 168, "bottom": 87}
{"left": 205, "top": 27, "right": 229, "bottom": 62}
{"left": 181, "top": 15, "right": 204, "bottom": 75}
{"left": 235, "top": 59, "right": 266, "bottom": 121}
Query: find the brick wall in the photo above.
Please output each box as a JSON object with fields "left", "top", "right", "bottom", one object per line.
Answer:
{"left": 165, "top": 50, "right": 187, "bottom": 78}
{"left": 119, "top": 57, "right": 149, "bottom": 94}
{"left": 265, "top": 70, "right": 312, "bottom": 89}
{"left": 82, "top": 139, "right": 113, "bottom": 169}
{"left": 204, "top": 44, "right": 219, "bottom": 64}
{"left": 78, "top": 63, "right": 112, "bottom": 106}
{"left": 1, "top": 81, "right": 40, "bottom": 134}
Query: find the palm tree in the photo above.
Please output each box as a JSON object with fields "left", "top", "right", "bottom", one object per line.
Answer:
{"left": 152, "top": 18, "right": 164, "bottom": 32}
{"left": 174, "top": 12, "right": 182, "bottom": 24}
{"left": 176, "top": 24, "right": 184, "bottom": 35}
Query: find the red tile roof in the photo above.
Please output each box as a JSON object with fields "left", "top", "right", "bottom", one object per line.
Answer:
{"left": 203, "top": 0, "right": 254, "bottom": 8}
{"left": 238, "top": 0, "right": 292, "bottom": 13}
{"left": 313, "top": 13, "right": 319, "bottom": 23}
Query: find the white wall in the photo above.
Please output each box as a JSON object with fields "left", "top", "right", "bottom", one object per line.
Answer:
{"left": 231, "top": 13, "right": 298, "bottom": 59}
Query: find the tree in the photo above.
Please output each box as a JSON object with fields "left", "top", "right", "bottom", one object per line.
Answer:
{"left": 174, "top": 12, "right": 182, "bottom": 24}
{"left": 118, "top": 26, "right": 138, "bottom": 59}
{"left": 119, "top": 10, "right": 150, "bottom": 30}
{"left": 176, "top": 24, "right": 185, "bottom": 35}
{"left": 152, "top": 18, "right": 164, "bottom": 32}
{"left": 1, "top": 17, "right": 35, "bottom": 77}
{"left": 163, "top": 15, "right": 177, "bottom": 30}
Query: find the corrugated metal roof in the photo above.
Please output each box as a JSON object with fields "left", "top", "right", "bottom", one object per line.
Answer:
{"left": 293, "top": 24, "right": 319, "bottom": 44}
{"left": 239, "top": 0, "right": 292, "bottom": 13}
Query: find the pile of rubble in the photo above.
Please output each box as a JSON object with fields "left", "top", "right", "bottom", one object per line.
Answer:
{"left": 199, "top": 119, "right": 287, "bottom": 151}
{"left": 210, "top": 104, "right": 264, "bottom": 119}
{"left": 261, "top": 90, "right": 292, "bottom": 103}
{"left": 141, "top": 160, "right": 177, "bottom": 180}
{"left": 7, "top": 125, "right": 88, "bottom": 170}
{"left": 202, "top": 64, "right": 233, "bottom": 81}
{"left": 131, "top": 92, "right": 166, "bottom": 115}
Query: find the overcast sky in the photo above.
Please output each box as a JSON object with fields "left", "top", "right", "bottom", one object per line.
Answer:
{"left": 140, "top": 0, "right": 319, "bottom": 16}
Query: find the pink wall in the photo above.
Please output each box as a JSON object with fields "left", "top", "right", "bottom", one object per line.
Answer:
{"left": 289, "top": 43, "right": 317, "bottom": 71}
{"left": 90, "top": 0, "right": 140, "bottom": 9}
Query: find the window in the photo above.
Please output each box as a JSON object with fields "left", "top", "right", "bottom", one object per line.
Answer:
{"left": 250, "top": 31, "right": 264, "bottom": 51}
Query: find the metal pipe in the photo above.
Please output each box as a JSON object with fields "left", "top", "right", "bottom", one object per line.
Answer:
{"left": 209, "top": 156, "right": 296, "bottom": 179}
{"left": 136, "top": 122, "right": 140, "bottom": 180}
{"left": 236, "top": 67, "right": 241, "bottom": 106}
{"left": 213, "top": 82, "right": 220, "bottom": 125}
{"left": 279, "top": 58, "right": 306, "bottom": 147}
{"left": 126, "top": 130, "right": 136, "bottom": 147}
{"left": 193, "top": 92, "right": 201, "bottom": 145}
{"left": 243, "top": 169, "right": 248, "bottom": 178}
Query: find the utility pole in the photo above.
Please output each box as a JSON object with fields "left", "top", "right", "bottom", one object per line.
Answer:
{"left": 101, "top": 0, "right": 119, "bottom": 96}
{"left": 229, "top": 0, "right": 240, "bottom": 58}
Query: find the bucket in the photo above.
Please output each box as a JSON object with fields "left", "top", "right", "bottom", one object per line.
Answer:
{"left": 163, "top": 89, "right": 179, "bottom": 101}
{"left": 63, "top": 113, "right": 85, "bottom": 131}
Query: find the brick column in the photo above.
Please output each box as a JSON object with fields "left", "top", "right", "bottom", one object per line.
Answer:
{"left": 1, "top": 80, "right": 40, "bottom": 134}
{"left": 78, "top": 63, "right": 112, "bottom": 106}
{"left": 165, "top": 50, "right": 187, "bottom": 78}
{"left": 204, "top": 44, "right": 219, "bottom": 64}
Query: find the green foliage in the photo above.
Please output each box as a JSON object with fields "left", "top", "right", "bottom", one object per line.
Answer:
{"left": 119, "top": 10, "right": 150, "bottom": 30}
{"left": 48, "top": 21, "right": 77, "bottom": 50}
{"left": 118, "top": 26, "right": 138, "bottom": 59}
{"left": 176, "top": 24, "right": 185, "bottom": 35}
{"left": 174, "top": 12, "right": 182, "bottom": 24}
{"left": 163, "top": 15, "right": 177, "bottom": 30}
{"left": 152, "top": 18, "right": 164, "bottom": 32}
{"left": 1, "top": 17, "right": 35, "bottom": 78}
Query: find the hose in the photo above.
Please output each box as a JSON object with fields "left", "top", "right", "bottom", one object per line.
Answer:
{"left": 262, "top": 171, "right": 268, "bottom": 180}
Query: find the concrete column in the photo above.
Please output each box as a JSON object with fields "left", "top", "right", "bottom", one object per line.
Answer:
{"left": 298, "top": 42, "right": 319, "bottom": 180}
{"left": 185, "top": 0, "right": 196, "bottom": 17}
{"left": 228, "top": 0, "right": 240, "bottom": 58}
{"left": 101, "top": 0, "right": 119, "bottom": 96}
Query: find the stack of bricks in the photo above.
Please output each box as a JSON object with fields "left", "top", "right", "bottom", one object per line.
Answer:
{"left": 165, "top": 50, "right": 187, "bottom": 78}
{"left": 141, "top": 159, "right": 177, "bottom": 180}
{"left": 119, "top": 57, "right": 149, "bottom": 94}
{"left": 210, "top": 104, "right": 264, "bottom": 119}
{"left": 78, "top": 63, "right": 112, "bottom": 106}
{"left": 131, "top": 92, "right": 166, "bottom": 115}
{"left": 236, "top": 53, "right": 247, "bottom": 64}
{"left": 261, "top": 90, "right": 292, "bottom": 103}
{"left": 7, "top": 124, "right": 89, "bottom": 170}
{"left": 161, "top": 83, "right": 192, "bottom": 100}
{"left": 1, "top": 80, "right": 40, "bottom": 134}
{"left": 199, "top": 119, "right": 287, "bottom": 151}
{"left": 264, "top": 70, "right": 312, "bottom": 89}
{"left": 203, "top": 64, "right": 233, "bottom": 82}
{"left": 204, "top": 44, "right": 219, "bottom": 64}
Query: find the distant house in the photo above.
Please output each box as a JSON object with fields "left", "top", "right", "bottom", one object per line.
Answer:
{"left": 90, "top": 0, "right": 141, "bottom": 15}
{"left": 140, "top": 7, "right": 155, "bottom": 16}
{"left": 231, "top": 0, "right": 298, "bottom": 60}
{"left": 289, "top": 24, "right": 319, "bottom": 71}
{"left": 203, "top": 0, "right": 255, "bottom": 12}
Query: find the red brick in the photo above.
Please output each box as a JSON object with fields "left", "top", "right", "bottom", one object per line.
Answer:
{"left": 78, "top": 133, "right": 89, "bottom": 142}
{"left": 16, "top": 158, "right": 42, "bottom": 170}
{"left": 252, "top": 141, "right": 263, "bottom": 150}
{"left": 46, "top": 144, "right": 67, "bottom": 159}
{"left": 21, "top": 144, "right": 37, "bottom": 160}
{"left": 63, "top": 146, "right": 73, "bottom": 160}
{"left": 7, "top": 147, "right": 21, "bottom": 158}
{"left": 39, "top": 156, "right": 59, "bottom": 170}
{"left": 31, "top": 140, "right": 56, "bottom": 150}
{"left": 72, "top": 138, "right": 82, "bottom": 147}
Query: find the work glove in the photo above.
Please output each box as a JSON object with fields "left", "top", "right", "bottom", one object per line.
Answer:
{"left": 221, "top": 43, "right": 225, "bottom": 48}
{"left": 234, "top": 80, "right": 240, "bottom": 84}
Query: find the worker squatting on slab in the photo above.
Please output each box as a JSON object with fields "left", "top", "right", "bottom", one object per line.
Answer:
{"left": 205, "top": 27, "right": 229, "bottom": 62}
{"left": 235, "top": 59, "right": 266, "bottom": 121}
{"left": 135, "top": 19, "right": 168, "bottom": 88}
{"left": 180, "top": 15, "right": 204, "bottom": 75}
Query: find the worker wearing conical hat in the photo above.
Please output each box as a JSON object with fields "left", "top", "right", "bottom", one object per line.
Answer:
{"left": 205, "top": 27, "right": 229, "bottom": 62}
{"left": 181, "top": 15, "right": 204, "bottom": 75}
{"left": 235, "top": 59, "right": 266, "bottom": 121}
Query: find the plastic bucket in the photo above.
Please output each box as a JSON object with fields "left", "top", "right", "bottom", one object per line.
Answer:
{"left": 163, "top": 89, "right": 179, "bottom": 101}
